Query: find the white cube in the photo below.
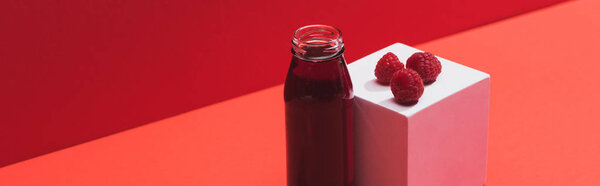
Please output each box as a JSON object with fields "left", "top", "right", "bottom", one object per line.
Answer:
{"left": 349, "top": 43, "right": 490, "bottom": 186}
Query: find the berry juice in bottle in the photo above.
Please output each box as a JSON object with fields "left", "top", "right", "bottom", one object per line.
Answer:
{"left": 284, "top": 25, "right": 354, "bottom": 186}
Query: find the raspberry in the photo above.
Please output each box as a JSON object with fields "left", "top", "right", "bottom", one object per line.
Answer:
{"left": 406, "top": 52, "right": 442, "bottom": 85}
{"left": 390, "top": 68, "right": 424, "bottom": 105}
{"left": 374, "top": 52, "right": 404, "bottom": 84}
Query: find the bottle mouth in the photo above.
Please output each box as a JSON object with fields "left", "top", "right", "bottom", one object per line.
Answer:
{"left": 292, "top": 25, "right": 344, "bottom": 61}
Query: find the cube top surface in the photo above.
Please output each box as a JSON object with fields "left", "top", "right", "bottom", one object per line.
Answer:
{"left": 348, "top": 43, "right": 489, "bottom": 117}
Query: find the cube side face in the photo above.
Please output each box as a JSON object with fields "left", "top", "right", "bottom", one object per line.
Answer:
{"left": 354, "top": 97, "right": 408, "bottom": 186}
{"left": 407, "top": 78, "right": 489, "bottom": 186}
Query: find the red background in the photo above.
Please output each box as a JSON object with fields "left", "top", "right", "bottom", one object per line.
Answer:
{"left": 0, "top": 0, "right": 564, "bottom": 167}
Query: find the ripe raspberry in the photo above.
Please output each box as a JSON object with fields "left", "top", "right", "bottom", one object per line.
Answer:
{"left": 390, "top": 68, "right": 424, "bottom": 105}
{"left": 406, "top": 52, "right": 442, "bottom": 85}
{"left": 374, "top": 52, "right": 404, "bottom": 84}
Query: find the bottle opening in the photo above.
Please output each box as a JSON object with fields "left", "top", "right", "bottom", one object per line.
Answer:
{"left": 292, "top": 25, "right": 344, "bottom": 61}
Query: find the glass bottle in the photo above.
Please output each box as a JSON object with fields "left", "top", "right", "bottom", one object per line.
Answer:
{"left": 284, "top": 25, "right": 354, "bottom": 186}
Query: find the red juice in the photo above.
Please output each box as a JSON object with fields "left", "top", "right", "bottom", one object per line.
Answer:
{"left": 284, "top": 25, "right": 354, "bottom": 186}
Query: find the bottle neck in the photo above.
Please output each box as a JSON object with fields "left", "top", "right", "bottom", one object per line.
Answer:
{"left": 291, "top": 25, "right": 344, "bottom": 62}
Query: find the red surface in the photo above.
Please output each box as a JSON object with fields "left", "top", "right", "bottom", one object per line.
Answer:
{"left": 0, "top": 0, "right": 565, "bottom": 167}
{"left": 416, "top": 0, "right": 600, "bottom": 184}
{"left": 0, "top": 86, "right": 288, "bottom": 186}
{"left": 1, "top": 0, "right": 600, "bottom": 185}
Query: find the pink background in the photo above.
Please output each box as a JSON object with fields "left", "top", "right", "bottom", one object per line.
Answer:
{"left": 0, "top": 0, "right": 564, "bottom": 167}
